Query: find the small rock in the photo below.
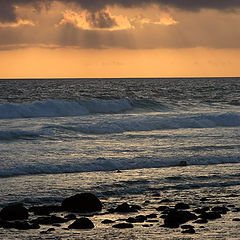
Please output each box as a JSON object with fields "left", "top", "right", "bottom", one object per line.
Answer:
{"left": 175, "top": 203, "right": 190, "bottom": 210}
{"left": 64, "top": 214, "right": 76, "bottom": 220}
{"left": 68, "top": 218, "right": 94, "bottom": 229}
{"left": 31, "top": 215, "right": 67, "bottom": 225}
{"left": 159, "top": 199, "right": 171, "bottom": 203}
{"left": 232, "top": 218, "right": 240, "bottom": 221}
{"left": 29, "top": 205, "right": 62, "bottom": 215}
{"left": 142, "top": 224, "right": 153, "bottom": 227}
{"left": 181, "top": 224, "right": 194, "bottom": 229}
{"left": 101, "top": 219, "right": 115, "bottom": 224}
{"left": 112, "top": 223, "right": 134, "bottom": 229}
{"left": 194, "top": 218, "right": 208, "bottom": 224}
{"left": 182, "top": 228, "right": 195, "bottom": 234}
{"left": 126, "top": 215, "right": 147, "bottom": 223}
{"left": 156, "top": 206, "right": 169, "bottom": 212}
{"left": 146, "top": 213, "right": 157, "bottom": 218}
{"left": 163, "top": 210, "right": 197, "bottom": 228}
{"left": 179, "top": 161, "right": 187, "bottom": 166}
{"left": 114, "top": 203, "right": 138, "bottom": 213}
{"left": 211, "top": 206, "right": 229, "bottom": 214}
{"left": 199, "top": 211, "right": 221, "bottom": 220}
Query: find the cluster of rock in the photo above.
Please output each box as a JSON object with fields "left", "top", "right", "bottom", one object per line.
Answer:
{"left": 0, "top": 192, "right": 239, "bottom": 235}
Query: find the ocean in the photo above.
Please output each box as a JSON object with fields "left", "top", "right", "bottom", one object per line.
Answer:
{"left": 0, "top": 77, "right": 239, "bottom": 239}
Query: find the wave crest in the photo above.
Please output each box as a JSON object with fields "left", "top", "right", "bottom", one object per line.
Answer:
{"left": 0, "top": 99, "right": 133, "bottom": 119}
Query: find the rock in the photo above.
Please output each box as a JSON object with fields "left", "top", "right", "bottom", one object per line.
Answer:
{"left": 194, "top": 218, "right": 208, "bottom": 224}
{"left": 232, "top": 208, "right": 240, "bottom": 212}
{"left": 62, "top": 193, "right": 102, "bottom": 213}
{"left": 114, "top": 203, "right": 138, "bottom": 213}
{"left": 131, "top": 205, "right": 142, "bottom": 211}
{"left": 68, "top": 217, "right": 94, "bottom": 229}
{"left": 193, "top": 207, "right": 210, "bottom": 214}
{"left": 0, "top": 220, "right": 40, "bottom": 230}
{"left": 31, "top": 215, "right": 68, "bottom": 225}
{"left": 199, "top": 211, "right": 221, "bottom": 220}
{"left": 101, "top": 219, "right": 115, "bottom": 224}
{"left": 175, "top": 203, "right": 190, "bottom": 210}
{"left": 181, "top": 224, "right": 194, "bottom": 229}
{"left": 163, "top": 210, "right": 197, "bottom": 228}
{"left": 0, "top": 203, "right": 28, "bottom": 221}
{"left": 211, "top": 206, "right": 229, "bottom": 214}
{"left": 156, "top": 206, "right": 169, "bottom": 212}
{"left": 179, "top": 161, "right": 187, "bottom": 166}
{"left": 146, "top": 219, "right": 159, "bottom": 223}
{"left": 146, "top": 213, "right": 157, "bottom": 218}
{"left": 232, "top": 218, "right": 240, "bottom": 221}
{"left": 126, "top": 215, "right": 147, "bottom": 223}
{"left": 142, "top": 224, "right": 153, "bottom": 227}
{"left": 64, "top": 214, "right": 76, "bottom": 220}
{"left": 112, "top": 223, "right": 134, "bottom": 229}
{"left": 159, "top": 199, "right": 171, "bottom": 203}
{"left": 29, "top": 205, "right": 62, "bottom": 215}
{"left": 182, "top": 228, "right": 195, "bottom": 234}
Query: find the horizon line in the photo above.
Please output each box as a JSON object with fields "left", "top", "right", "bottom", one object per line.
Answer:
{"left": 1, "top": 76, "right": 240, "bottom": 80}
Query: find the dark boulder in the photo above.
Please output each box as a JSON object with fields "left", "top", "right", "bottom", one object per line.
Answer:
{"left": 146, "top": 213, "right": 157, "bottom": 218}
{"left": 175, "top": 203, "right": 190, "bottom": 210}
{"left": 179, "top": 161, "right": 187, "bottom": 166}
{"left": 0, "top": 203, "right": 28, "bottom": 221}
{"left": 31, "top": 215, "right": 68, "bottom": 225}
{"left": 62, "top": 193, "right": 102, "bottom": 213}
{"left": 182, "top": 228, "right": 195, "bottom": 234}
{"left": 163, "top": 210, "right": 197, "bottom": 228}
{"left": 68, "top": 218, "right": 94, "bottom": 229}
{"left": 0, "top": 220, "right": 39, "bottom": 230}
{"left": 29, "top": 205, "right": 62, "bottom": 215}
{"left": 114, "top": 203, "right": 138, "bottom": 213}
{"left": 64, "top": 214, "right": 76, "bottom": 220}
{"left": 199, "top": 211, "right": 221, "bottom": 220}
{"left": 193, "top": 207, "right": 210, "bottom": 214}
{"left": 156, "top": 206, "right": 169, "bottom": 212}
{"left": 101, "top": 219, "right": 115, "bottom": 224}
{"left": 126, "top": 215, "right": 147, "bottom": 223}
{"left": 211, "top": 206, "right": 229, "bottom": 214}
{"left": 194, "top": 218, "right": 208, "bottom": 224}
{"left": 181, "top": 224, "right": 194, "bottom": 229}
{"left": 112, "top": 223, "right": 134, "bottom": 229}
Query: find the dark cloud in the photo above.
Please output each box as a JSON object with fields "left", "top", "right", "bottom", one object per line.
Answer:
{"left": 1, "top": 0, "right": 240, "bottom": 23}
{"left": 86, "top": 11, "right": 117, "bottom": 29}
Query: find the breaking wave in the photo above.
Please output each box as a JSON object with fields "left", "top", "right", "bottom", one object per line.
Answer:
{"left": 0, "top": 99, "right": 133, "bottom": 119}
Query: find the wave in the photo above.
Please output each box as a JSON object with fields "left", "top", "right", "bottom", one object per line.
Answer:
{"left": 0, "top": 99, "right": 133, "bottom": 119}
{"left": 0, "top": 130, "right": 41, "bottom": 141}
{"left": 0, "top": 156, "right": 239, "bottom": 178}
{"left": 48, "top": 111, "right": 240, "bottom": 134}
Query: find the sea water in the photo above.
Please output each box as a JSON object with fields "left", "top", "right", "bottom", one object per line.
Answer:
{"left": 0, "top": 78, "right": 239, "bottom": 239}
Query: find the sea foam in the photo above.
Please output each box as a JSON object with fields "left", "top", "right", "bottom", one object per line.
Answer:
{"left": 0, "top": 99, "right": 132, "bottom": 119}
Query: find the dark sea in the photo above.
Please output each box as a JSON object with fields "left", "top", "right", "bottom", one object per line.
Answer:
{"left": 0, "top": 78, "right": 239, "bottom": 239}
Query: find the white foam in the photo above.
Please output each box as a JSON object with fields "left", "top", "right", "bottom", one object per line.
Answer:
{"left": 0, "top": 99, "right": 132, "bottom": 119}
{"left": 0, "top": 155, "right": 239, "bottom": 178}
{"left": 62, "top": 112, "right": 240, "bottom": 134}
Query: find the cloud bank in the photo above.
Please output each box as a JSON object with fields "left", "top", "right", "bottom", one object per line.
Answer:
{"left": 0, "top": 0, "right": 240, "bottom": 50}
{"left": 1, "top": 0, "right": 240, "bottom": 23}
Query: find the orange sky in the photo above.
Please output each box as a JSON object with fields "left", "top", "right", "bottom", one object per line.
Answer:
{"left": 0, "top": 1, "right": 240, "bottom": 78}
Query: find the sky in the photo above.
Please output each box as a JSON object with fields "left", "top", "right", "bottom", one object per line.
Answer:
{"left": 0, "top": 0, "right": 240, "bottom": 78}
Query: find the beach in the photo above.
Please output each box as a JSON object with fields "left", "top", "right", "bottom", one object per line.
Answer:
{"left": 0, "top": 77, "right": 239, "bottom": 239}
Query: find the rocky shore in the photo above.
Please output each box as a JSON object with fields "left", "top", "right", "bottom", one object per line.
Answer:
{"left": 0, "top": 192, "right": 239, "bottom": 237}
